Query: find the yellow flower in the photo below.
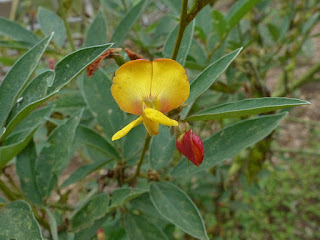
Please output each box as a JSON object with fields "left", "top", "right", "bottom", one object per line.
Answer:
{"left": 111, "top": 58, "right": 190, "bottom": 141}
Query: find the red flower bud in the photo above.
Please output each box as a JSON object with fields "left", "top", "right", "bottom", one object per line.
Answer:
{"left": 97, "top": 228, "right": 106, "bottom": 240}
{"left": 176, "top": 130, "right": 204, "bottom": 166}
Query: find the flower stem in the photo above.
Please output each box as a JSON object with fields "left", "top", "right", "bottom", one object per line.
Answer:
{"left": 171, "top": 0, "right": 188, "bottom": 60}
{"left": 59, "top": 0, "right": 76, "bottom": 51}
{"left": 124, "top": 135, "right": 151, "bottom": 183}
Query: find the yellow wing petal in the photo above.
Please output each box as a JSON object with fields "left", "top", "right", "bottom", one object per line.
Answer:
{"left": 112, "top": 116, "right": 143, "bottom": 141}
{"left": 111, "top": 60, "right": 152, "bottom": 115}
{"left": 144, "top": 108, "right": 178, "bottom": 126}
{"left": 151, "top": 59, "right": 190, "bottom": 113}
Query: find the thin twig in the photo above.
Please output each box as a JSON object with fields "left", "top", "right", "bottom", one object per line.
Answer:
{"left": 58, "top": 0, "right": 76, "bottom": 51}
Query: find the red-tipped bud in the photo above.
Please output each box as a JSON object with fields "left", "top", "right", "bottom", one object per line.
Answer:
{"left": 176, "top": 130, "right": 204, "bottom": 166}
{"left": 97, "top": 228, "right": 106, "bottom": 240}
{"left": 48, "top": 58, "right": 55, "bottom": 70}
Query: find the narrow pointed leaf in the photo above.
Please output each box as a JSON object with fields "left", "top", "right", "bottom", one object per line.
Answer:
{"left": 0, "top": 17, "right": 38, "bottom": 44}
{"left": 48, "top": 43, "right": 113, "bottom": 95}
{"left": 35, "top": 110, "right": 83, "bottom": 197}
{"left": 0, "top": 201, "right": 42, "bottom": 240}
{"left": 1, "top": 71, "right": 54, "bottom": 141}
{"left": 71, "top": 193, "right": 110, "bottom": 230}
{"left": 185, "top": 48, "right": 242, "bottom": 105}
{"left": 0, "top": 34, "right": 53, "bottom": 129}
{"left": 109, "top": 188, "right": 147, "bottom": 212}
{"left": 111, "top": 0, "right": 150, "bottom": 46}
{"left": 85, "top": 11, "right": 107, "bottom": 47}
{"left": 61, "top": 157, "right": 112, "bottom": 187}
{"left": 163, "top": 20, "right": 195, "bottom": 66}
{"left": 74, "top": 125, "right": 119, "bottom": 159}
{"left": 150, "top": 182, "right": 209, "bottom": 240}
{"left": 124, "top": 213, "right": 169, "bottom": 240}
{"left": 172, "top": 113, "right": 287, "bottom": 177}
{"left": 186, "top": 97, "right": 310, "bottom": 121}
{"left": 227, "top": 0, "right": 261, "bottom": 30}
{"left": 37, "top": 7, "right": 66, "bottom": 46}
{"left": 16, "top": 142, "right": 42, "bottom": 205}
{"left": 0, "top": 106, "right": 53, "bottom": 169}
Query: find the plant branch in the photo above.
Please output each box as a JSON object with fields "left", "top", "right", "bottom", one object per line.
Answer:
{"left": 171, "top": 0, "right": 189, "bottom": 60}
{"left": 273, "top": 60, "right": 320, "bottom": 97}
{"left": 59, "top": 0, "right": 76, "bottom": 51}
{"left": 124, "top": 135, "right": 151, "bottom": 183}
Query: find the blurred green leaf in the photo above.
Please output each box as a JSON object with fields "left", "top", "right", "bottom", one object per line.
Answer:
{"left": 185, "top": 47, "right": 242, "bottom": 105}
{"left": 150, "top": 182, "right": 209, "bottom": 240}
{"left": 1, "top": 71, "right": 54, "bottom": 141}
{"left": 186, "top": 97, "right": 310, "bottom": 121}
{"left": 123, "top": 213, "right": 169, "bottom": 240}
{"left": 267, "top": 23, "right": 280, "bottom": 42}
{"left": 16, "top": 142, "right": 42, "bottom": 205}
{"left": 109, "top": 188, "right": 147, "bottom": 211}
{"left": 81, "top": 69, "right": 124, "bottom": 140}
{"left": 149, "top": 125, "right": 175, "bottom": 171}
{"left": 71, "top": 193, "right": 110, "bottom": 230}
{"left": 74, "top": 215, "right": 108, "bottom": 240}
{"left": 48, "top": 43, "right": 113, "bottom": 95}
{"left": 0, "top": 17, "right": 39, "bottom": 44}
{"left": 37, "top": 7, "right": 66, "bottom": 47}
{"left": 163, "top": 20, "right": 195, "bottom": 66}
{"left": 0, "top": 106, "right": 53, "bottom": 169}
{"left": 61, "top": 157, "right": 112, "bottom": 187}
{"left": 74, "top": 125, "right": 119, "bottom": 159}
{"left": 212, "top": 10, "right": 227, "bottom": 38}
{"left": 85, "top": 10, "right": 107, "bottom": 47}
{"left": 122, "top": 124, "right": 146, "bottom": 162}
{"left": 111, "top": 0, "right": 150, "bottom": 46}
{"left": 0, "top": 33, "right": 53, "bottom": 130}
{"left": 226, "top": 0, "right": 261, "bottom": 30}
{"left": 159, "top": 0, "right": 181, "bottom": 15}
{"left": 46, "top": 208, "right": 59, "bottom": 240}
{"left": 35, "top": 110, "right": 83, "bottom": 197}
{"left": 172, "top": 112, "right": 287, "bottom": 177}
{"left": 0, "top": 201, "right": 42, "bottom": 240}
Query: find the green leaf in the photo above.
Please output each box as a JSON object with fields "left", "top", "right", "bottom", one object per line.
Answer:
{"left": 1, "top": 71, "right": 54, "bottom": 141}
{"left": 53, "top": 89, "right": 87, "bottom": 111}
{"left": 0, "top": 33, "right": 53, "bottom": 129}
{"left": 150, "top": 182, "right": 209, "bottom": 240}
{"left": 48, "top": 43, "right": 113, "bottom": 95}
{"left": 149, "top": 126, "right": 175, "bottom": 171}
{"left": 16, "top": 142, "right": 42, "bottom": 205}
{"left": 81, "top": 69, "right": 124, "bottom": 140}
{"left": 85, "top": 10, "right": 107, "bottom": 47}
{"left": 0, "top": 17, "right": 39, "bottom": 44}
{"left": 0, "top": 106, "right": 53, "bottom": 169}
{"left": 226, "top": 0, "right": 261, "bottom": 30}
{"left": 37, "top": 7, "right": 66, "bottom": 47}
{"left": 123, "top": 213, "right": 169, "bottom": 240}
{"left": 74, "top": 215, "right": 108, "bottom": 240}
{"left": 109, "top": 188, "right": 147, "bottom": 211}
{"left": 71, "top": 193, "right": 110, "bottom": 230}
{"left": 185, "top": 47, "right": 242, "bottom": 105}
{"left": 75, "top": 125, "right": 119, "bottom": 159}
{"left": 212, "top": 10, "right": 227, "bottom": 38}
{"left": 111, "top": 0, "right": 150, "bottom": 46}
{"left": 186, "top": 97, "right": 310, "bottom": 121}
{"left": 266, "top": 23, "right": 280, "bottom": 42}
{"left": 61, "top": 157, "right": 112, "bottom": 187}
{"left": 46, "top": 208, "right": 59, "bottom": 240}
{"left": 0, "top": 200, "right": 42, "bottom": 240}
{"left": 171, "top": 112, "right": 287, "bottom": 177}
{"left": 35, "top": 110, "right": 83, "bottom": 197}
{"left": 163, "top": 20, "right": 195, "bottom": 66}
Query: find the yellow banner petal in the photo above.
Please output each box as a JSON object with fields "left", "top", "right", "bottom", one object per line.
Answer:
{"left": 144, "top": 108, "right": 178, "bottom": 126}
{"left": 112, "top": 116, "right": 143, "bottom": 141}
{"left": 151, "top": 59, "right": 190, "bottom": 113}
{"left": 111, "top": 60, "right": 152, "bottom": 115}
